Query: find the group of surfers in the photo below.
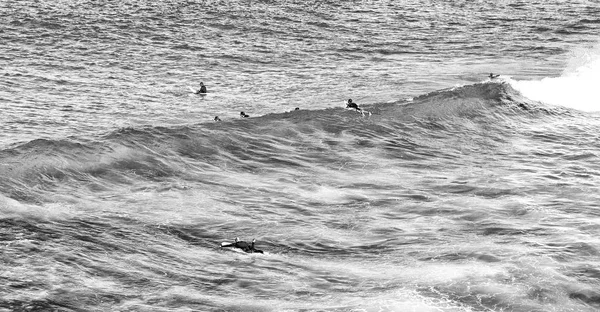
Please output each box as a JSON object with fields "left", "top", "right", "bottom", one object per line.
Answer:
{"left": 193, "top": 81, "right": 368, "bottom": 121}
{"left": 196, "top": 73, "right": 500, "bottom": 122}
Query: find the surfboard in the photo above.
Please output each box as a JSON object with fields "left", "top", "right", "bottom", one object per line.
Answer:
{"left": 220, "top": 241, "right": 247, "bottom": 253}
{"left": 345, "top": 106, "right": 372, "bottom": 116}
{"left": 220, "top": 241, "right": 264, "bottom": 254}
{"left": 188, "top": 86, "right": 208, "bottom": 95}
{"left": 221, "top": 248, "right": 247, "bottom": 254}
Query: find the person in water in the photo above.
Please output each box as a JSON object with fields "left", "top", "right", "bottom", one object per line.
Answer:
{"left": 214, "top": 116, "right": 221, "bottom": 121}
{"left": 346, "top": 99, "right": 362, "bottom": 112}
{"left": 489, "top": 73, "right": 500, "bottom": 79}
{"left": 220, "top": 237, "right": 264, "bottom": 254}
{"left": 346, "top": 99, "right": 372, "bottom": 116}
{"left": 195, "top": 82, "right": 207, "bottom": 94}
{"left": 240, "top": 111, "right": 249, "bottom": 118}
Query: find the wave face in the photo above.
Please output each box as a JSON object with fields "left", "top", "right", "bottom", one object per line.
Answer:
{"left": 3, "top": 81, "right": 600, "bottom": 311}
{"left": 0, "top": 82, "right": 567, "bottom": 207}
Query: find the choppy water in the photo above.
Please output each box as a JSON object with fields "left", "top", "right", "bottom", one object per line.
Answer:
{"left": 2, "top": 1, "right": 600, "bottom": 311}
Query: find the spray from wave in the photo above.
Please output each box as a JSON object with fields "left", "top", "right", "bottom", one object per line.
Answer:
{"left": 509, "top": 43, "right": 600, "bottom": 112}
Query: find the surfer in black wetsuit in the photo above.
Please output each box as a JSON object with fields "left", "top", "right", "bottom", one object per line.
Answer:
{"left": 221, "top": 237, "right": 264, "bottom": 254}
{"left": 214, "top": 116, "right": 221, "bottom": 121}
{"left": 489, "top": 73, "right": 500, "bottom": 79}
{"left": 195, "top": 82, "right": 207, "bottom": 94}
{"left": 240, "top": 111, "right": 249, "bottom": 118}
{"left": 346, "top": 99, "right": 362, "bottom": 112}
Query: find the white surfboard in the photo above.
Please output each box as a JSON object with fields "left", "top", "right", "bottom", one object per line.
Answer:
{"left": 188, "top": 86, "right": 208, "bottom": 94}
{"left": 220, "top": 241, "right": 264, "bottom": 254}
{"left": 221, "top": 243, "right": 253, "bottom": 255}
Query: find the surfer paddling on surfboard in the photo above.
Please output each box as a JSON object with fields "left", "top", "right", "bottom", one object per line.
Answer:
{"left": 220, "top": 237, "right": 264, "bottom": 254}
{"left": 489, "top": 73, "right": 500, "bottom": 79}
{"left": 346, "top": 99, "right": 361, "bottom": 112}
{"left": 346, "top": 99, "right": 371, "bottom": 116}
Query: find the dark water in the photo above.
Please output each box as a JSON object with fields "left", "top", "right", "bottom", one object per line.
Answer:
{"left": 2, "top": 1, "right": 600, "bottom": 311}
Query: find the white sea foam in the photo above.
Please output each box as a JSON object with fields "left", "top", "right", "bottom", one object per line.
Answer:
{"left": 510, "top": 44, "right": 600, "bottom": 112}
{"left": 0, "top": 194, "right": 72, "bottom": 220}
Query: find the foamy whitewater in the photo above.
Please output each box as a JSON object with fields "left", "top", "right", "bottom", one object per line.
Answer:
{"left": 1, "top": 1, "right": 600, "bottom": 311}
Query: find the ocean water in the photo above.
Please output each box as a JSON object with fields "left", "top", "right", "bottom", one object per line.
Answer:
{"left": 1, "top": 0, "right": 600, "bottom": 311}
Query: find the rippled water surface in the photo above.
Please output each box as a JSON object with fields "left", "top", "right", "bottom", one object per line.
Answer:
{"left": 1, "top": 1, "right": 600, "bottom": 311}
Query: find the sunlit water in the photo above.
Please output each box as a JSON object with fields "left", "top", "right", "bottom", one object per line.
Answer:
{"left": 1, "top": 1, "right": 600, "bottom": 311}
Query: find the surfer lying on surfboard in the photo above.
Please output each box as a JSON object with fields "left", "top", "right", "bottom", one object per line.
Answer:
{"left": 346, "top": 99, "right": 371, "bottom": 116}
{"left": 220, "top": 237, "right": 264, "bottom": 254}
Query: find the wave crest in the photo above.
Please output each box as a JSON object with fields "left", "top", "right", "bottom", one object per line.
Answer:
{"left": 510, "top": 43, "right": 600, "bottom": 112}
